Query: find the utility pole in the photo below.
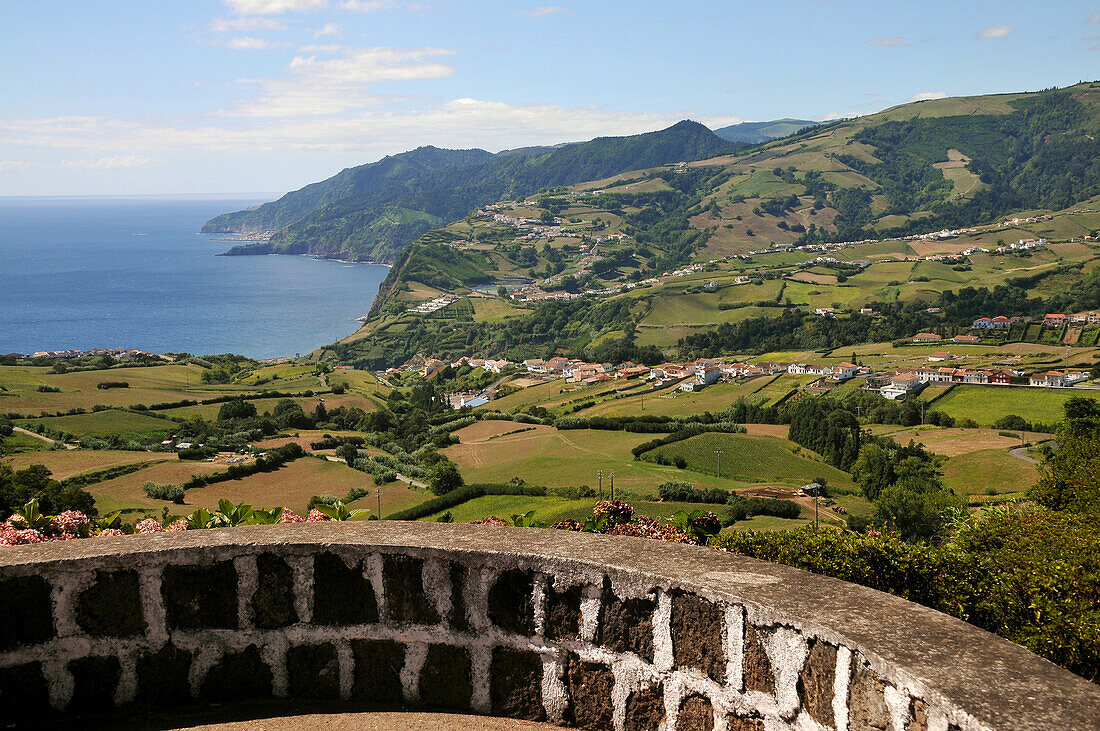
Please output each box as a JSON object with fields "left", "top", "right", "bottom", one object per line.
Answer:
{"left": 597, "top": 470, "right": 603, "bottom": 499}
{"left": 375, "top": 489, "right": 382, "bottom": 520}
{"left": 610, "top": 472, "right": 615, "bottom": 501}
{"left": 814, "top": 493, "right": 819, "bottom": 530}
{"left": 715, "top": 448, "right": 722, "bottom": 478}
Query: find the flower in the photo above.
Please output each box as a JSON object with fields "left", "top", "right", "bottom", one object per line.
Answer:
{"left": 606, "top": 520, "right": 695, "bottom": 544}
{"left": 690, "top": 512, "right": 722, "bottom": 535}
{"left": 6, "top": 514, "right": 27, "bottom": 529}
{"left": 54, "top": 510, "right": 91, "bottom": 536}
{"left": 305, "top": 509, "right": 330, "bottom": 523}
{"left": 97, "top": 528, "right": 126, "bottom": 537}
{"left": 472, "top": 516, "right": 508, "bottom": 526}
{"left": 165, "top": 519, "right": 190, "bottom": 532}
{"left": 135, "top": 518, "right": 165, "bottom": 534}
{"left": 550, "top": 519, "right": 583, "bottom": 531}
{"left": 592, "top": 500, "right": 634, "bottom": 525}
{"left": 48, "top": 532, "right": 78, "bottom": 541}
{"left": 0, "top": 528, "right": 47, "bottom": 545}
{"left": 279, "top": 508, "right": 306, "bottom": 523}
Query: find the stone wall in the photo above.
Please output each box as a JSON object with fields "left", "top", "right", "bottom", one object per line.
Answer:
{"left": 0, "top": 523, "right": 1096, "bottom": 729}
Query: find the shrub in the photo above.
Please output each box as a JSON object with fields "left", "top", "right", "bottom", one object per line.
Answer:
{"left": 36, "top": 385, "right": 60, "bottom": 393}
{"left": 142, "top": 482, "right": 185, "bottom": 504}
{"left": 96, "top": 381, "right": 129, "bottom": 390}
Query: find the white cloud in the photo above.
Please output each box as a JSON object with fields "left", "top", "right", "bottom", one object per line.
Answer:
{"left": 908, "top": 91, "right": 947, "bottom": 102}
{"left": 866, "top": 37, "right": 908, "bottom": 47}
{"left": 1083, "top": 33, "right": 1100, "bottom": 50}
{"left": 0, "top": 160, "right": 31, "bottom": 171}
{"left": 1087, "top": 12, "right": 1100, "bottom": 25}
{"left": 224, "top": 37, "right": 293, "bottom": 50}
{"left": 976, "top": 25, "right": 1013, "bottom": 39}
{"left": 221, "top": 46, "right": 456, "bottom": 117}
{"left": 61, "top": 156, "right": 150, "bottom": 170}
{"left": 526, "top": 6, "right": 564, "bottom": 16}
{"left": 298, "top": 43, "right": 342, "bottom": 53}
{"left": 339, "top": 0, "right": 396, "bottom": 11}
{"left": 314, "top": 22, "right": 342, "bottom": 38}
{"left": 210, "top": 16, "right": 287, "bottom": 31}
{"left": 225, "top": 0, "right": 326, "bottom": 15}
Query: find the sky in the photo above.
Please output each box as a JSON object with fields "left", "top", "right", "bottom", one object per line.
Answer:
{"left": 2, "top": 0, "right": 1098, "bottom": 196}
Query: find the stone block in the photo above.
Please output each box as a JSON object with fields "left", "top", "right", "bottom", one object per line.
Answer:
{"left": 0, "top": 662, "right": 49, "bottom": 719}
{"left": 287, "top": 643, "right": 340, "bottom": 699}
{"left": 596, "top": 580, "right": 655, "bottom": 662}
{"left": 565, "top": 654, "right": 614, "bottom": 730}
{"left": 76, "top": 570, "right": 146, "bottom": 637}
{"left": 487, "top": 569, "right": 534, "bottom": 635}
{"left": 384, "top": 554, "right": 439, "bottom": 625}
{"left": 419, "top": 644, "right": 472, "bottom": 711}
{"left": 678, "top": 694, "right": 714, "bottom": 731}
{"left": 68, "top": 655, "right": 120, "bottom": 710}
{"left": 351, "top": 639, "right": 405, "bottom": 705}
{"left": 312, "top": 552, "right": 378, "bottom": 626}
{"left": 726, "top": 715, "right": 766, "bottom": 731}
{"left": 200, "top": 645, "right": 272, "bottom": 703}
{"left": 743, "top": 625, "right": 775, "bottom": 694}
{"left": 162, "top": 561, "right": 238, "bottom": 630}
{"left": 671, "top": 592, "right": 724, "bottom": 681}
{"left": 490, "top": 647, "right": 545, "bottom": 721}
{"left": 848, "top": 661, "right": 889, "bottom": 731}
{"left": 623, "top": 682, "right": 664, "bottom": 731}
{"left": 0, "top": 575, "right": 53, "bottom": 650}
{"left": 449, "top": 562, "right": 469, "bottom": 632}
{"left": 545, "top": 584, "right": 583, "bottom": 641}
{"left": 909, "top": 698, "right": 929, "bottom": 731}
{"left": 136, "top": 644, "right": 193, "bottom": 706}
{"left": 252, "top": 553, "right": 298, "bottom": 629}
{"left": 798, "top": 639, "right": 837, "bottom": 727}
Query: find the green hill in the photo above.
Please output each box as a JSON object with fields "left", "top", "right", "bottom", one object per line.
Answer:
{"left": 209, "top": 120, "right": 732, "bottom": 262}
{"left": 203, "top": 146, "right": 494, "bottom": 234}
{"left": 713, "top": 118, "right": 817, "bottom": 144}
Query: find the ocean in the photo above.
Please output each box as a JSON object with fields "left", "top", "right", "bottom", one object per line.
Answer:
{"left": 0, "top": 197, "right": 390, "bottom": 359}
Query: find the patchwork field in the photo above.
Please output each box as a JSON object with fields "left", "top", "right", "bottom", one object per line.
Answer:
{"left": 642, "top": 433, "right": 857, "bottom": 490}
{"left": 942, "top": 448, "right": 1039, "bottom": 500}
{"left": 928, "top": 385, "right": 1085, "bottom": 426}
{"left": 18, "top": 409, "right": 177, "bottom": 438}
{"left": 4, "top": 449, "right": 175, "bottom": 480}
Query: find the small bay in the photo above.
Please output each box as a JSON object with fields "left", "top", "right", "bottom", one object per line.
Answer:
{"left": 0, "top": 196, "right": 388, "bottom": 359}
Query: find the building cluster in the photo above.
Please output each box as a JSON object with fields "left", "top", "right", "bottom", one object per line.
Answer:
{"left": 408, "top": 294, "right": 461, "bottom": 315}
{"left": 382, "top": 355, "right": 515, "bottom": 380}
{"left": 26, "top": 347, "right": 159, "bottom": 361}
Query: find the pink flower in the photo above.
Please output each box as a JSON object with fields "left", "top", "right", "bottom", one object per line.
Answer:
{"left": 0, "top": 528, "right": 47, "bottom": 545}
{"left": 54, "top": 510, "right": 91, "bottom": 536}
{"left": 305, "top": 509, "right": 330, "bottom": 523}
{"left": 867, "top": 529, "right": 882, "bottom": 539}
{"left": 135, "top": 518, "right": 165, "bottom": 534}
{"left": 6, "top": 514, "right": 27, "bottom": 529}
{"left": 48, "top": 532, "right": 78, "bottom": 542}
{"left": 165, "top": 519, "right": 189, "bottom": 532}
{"left": 97, "top": 528, "right": 126, "bottom": 537}
{"left": 593, "top": 500, "right": 634, "bottom": 525}
{"left": 279, "top": 508, "right": 305, "bottom": 523}
{"left": 472, "top": 516, "right": 508, "bottom": 526}
{"left": 550, "top": 519, "right": 583, "bottom": 531}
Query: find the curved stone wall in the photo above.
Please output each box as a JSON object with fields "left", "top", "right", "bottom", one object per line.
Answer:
{"left": 0, "top": 522, "right": 1095, "bottom": 729}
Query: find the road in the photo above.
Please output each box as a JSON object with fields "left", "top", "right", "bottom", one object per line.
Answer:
{"left": 11, "top": 426, "right": 76, "bottom": 450}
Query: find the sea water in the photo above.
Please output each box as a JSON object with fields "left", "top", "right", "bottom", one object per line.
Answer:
{"left": 0, "top": 197, "right": 389, "bottom": 359}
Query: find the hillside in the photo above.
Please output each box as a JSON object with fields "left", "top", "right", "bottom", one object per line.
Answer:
{"left": 314, "top": 82, "right": 1100, "bottom": 370}
{"left": 713, "top": 118, "right": 817, "bottom": 144}
{"left": 209, "top": 120, "right": 732, "bottom": 262}
{"left": 202, "top": 146, "right": 494, "bottom": 234}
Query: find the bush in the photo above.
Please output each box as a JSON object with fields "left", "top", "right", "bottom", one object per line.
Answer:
{"left": 724, "top": 496, "right": 802, "bottom": 523}
{"left": 96, "top": 381, "right": 129, "bottom": 390}
{"left": 36, "top": 385, "right": 60, "bottom": 393}
{"left": 143, "top": 481, "right": 185, "bottom": 504}
{"left": 657, "top": 481, "right": 729, "bottom": 504}
{"left": 718, "top": 507, "right": 1100, "bottom": 682}
{"left": 178, "top": 446, "right": 216, "bottom": 460}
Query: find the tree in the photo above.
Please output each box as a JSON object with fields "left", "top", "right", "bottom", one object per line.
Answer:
{"left": 851, "top": 443, "right": 894, "bottom": 501}
{"left": 335, "top": 444, "right": 359, "bottom": 464}
{"left": 1031, "top": 397, "right": 1100, "bottom": 512}
{"left": 873, "top": 479, "right": 961, "bottom": 543}
{"left": 428, "top": 461, "right": 464, "bottom": 495}
{"left": 313, "top": 401, "right": 328, "bottom": 423}
{"left": 217, "top": 399, "right": 257, "bottom": 421}
{"left": 273, "top": 398, "right": 311, "bottom": 429}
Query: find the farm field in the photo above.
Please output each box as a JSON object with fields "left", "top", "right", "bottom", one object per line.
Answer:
{"left": 423, "top": 494, "right": 811, "bottom": 534}
{"left": 87, "top": 459, "right": 231, "bottom": 515}
{"left": 443, "top": 425, "right": 749, "bottom": 496}
{"left": 942, "top": 448, "right": 1038, "bottom": 499}
{"left": 642, "top": 432, "right": 857, "bottom": 490}
{"left": 928, "top": 385, "right": 1084, "bottom": 427}
{"left": 871, "top": 426, "right": 1051, "bottom": 457}
{"left": 579, "top": 378, "right": 772, "bottom": 418}
{"left": 0, "top": 432, "right": 49, "bottom": 454}
{"left": 18, "top": 409, "right": 177, "bottom": 438}
{"left": 4, "top": 449, "right": 175, "bottom": 481}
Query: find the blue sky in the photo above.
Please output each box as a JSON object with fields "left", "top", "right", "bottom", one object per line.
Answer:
{"left": 2, "top": 0, "right": 1098, "bottom": 196}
